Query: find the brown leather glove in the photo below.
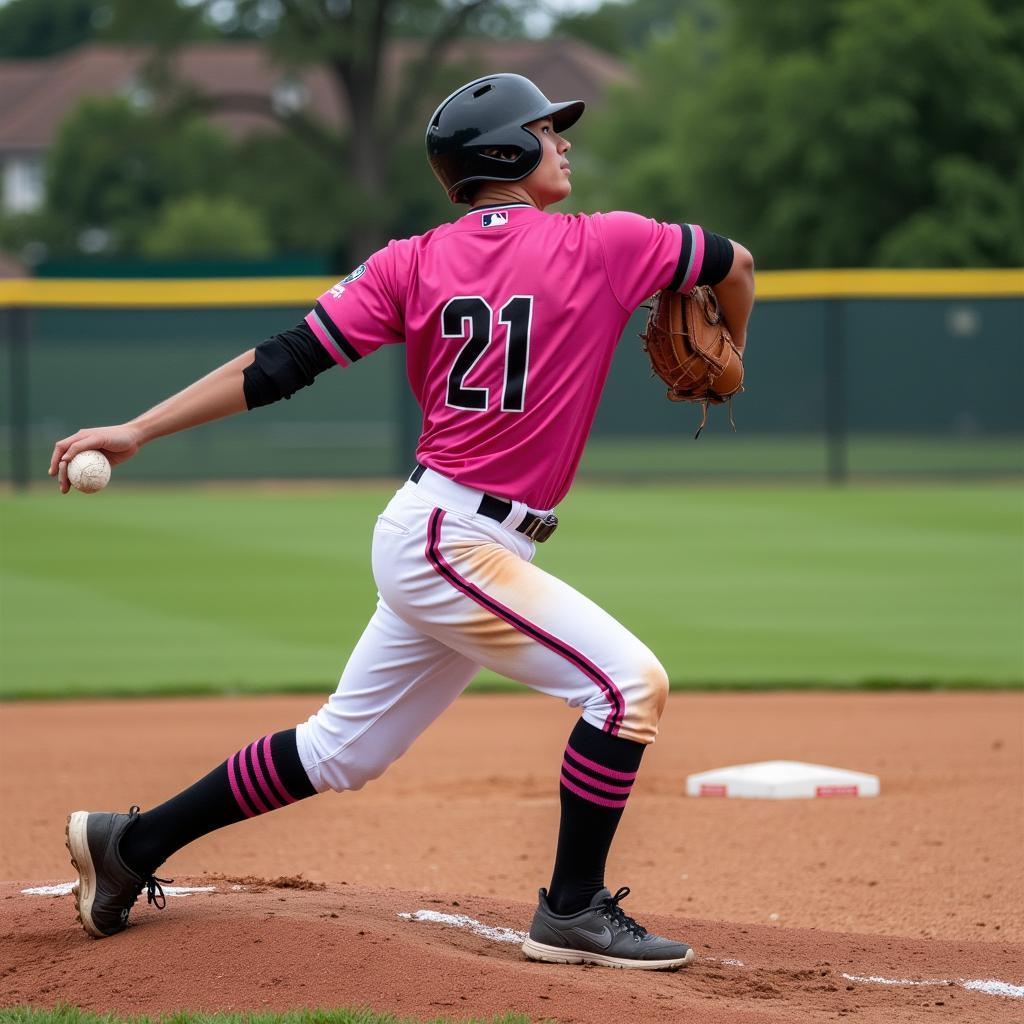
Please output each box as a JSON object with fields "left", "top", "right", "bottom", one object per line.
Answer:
{"left": 640, "top": 286, "right": 744, "bottom": 438}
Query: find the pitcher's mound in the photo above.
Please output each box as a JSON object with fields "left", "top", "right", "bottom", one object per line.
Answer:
{"left": 3, "top": 878, "right": 1019, "bottom": 1024}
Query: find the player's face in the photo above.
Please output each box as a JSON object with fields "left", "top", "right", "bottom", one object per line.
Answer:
{"left": 522, "top": 117, "right": 572, "bottom": 208}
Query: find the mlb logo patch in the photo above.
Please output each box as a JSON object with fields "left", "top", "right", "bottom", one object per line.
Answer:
{"left": 481, "top": 211, "right": 508, "bottom": 228}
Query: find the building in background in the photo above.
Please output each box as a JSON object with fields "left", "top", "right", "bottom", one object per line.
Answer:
{"left": 0, "top": 39, "right": 629, "bottom": 215}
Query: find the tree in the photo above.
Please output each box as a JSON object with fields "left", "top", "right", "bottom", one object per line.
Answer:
{"left": 0, "top": 0, "right": 255, "bottom": 55}
{"left": 109, "top": 0, "right": 535, "bottom": 264}
{"left": 0, "top": 0, "right": 110, "bottom": 58}
{"left": 580, "top": 0, "right": 1024, "bottom": 268}
{"left": 44, "top": 97, "right": 234, "bottom": 255}
{"left": 141, "top": 195, "right": 272, "bottom": 257}
{"left": 553, "top": 0, "right": 714, "bottom": 56}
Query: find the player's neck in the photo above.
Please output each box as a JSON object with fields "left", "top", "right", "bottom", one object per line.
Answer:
{"left": 470, "top": 184, "right": 540, "bottom": 210}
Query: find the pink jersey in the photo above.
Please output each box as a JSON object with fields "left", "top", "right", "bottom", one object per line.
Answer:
{"left": 306, "top": 203, "right": 708, "bottom": 510}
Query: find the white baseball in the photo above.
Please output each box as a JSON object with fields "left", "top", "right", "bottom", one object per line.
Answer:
{"left": 67, "top": 450, "right": 111, "bottom": 493}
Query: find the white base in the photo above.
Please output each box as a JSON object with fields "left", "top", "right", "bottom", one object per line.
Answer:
{"left": 685, "top": 760, "right": 879, "bottom": 799}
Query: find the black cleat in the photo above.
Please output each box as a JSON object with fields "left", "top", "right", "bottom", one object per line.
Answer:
{"left": 523, "top": 886, "right": 696, "bottom": 970}
{"left": 65, "top": 807, "right": 169, "bottom": 938}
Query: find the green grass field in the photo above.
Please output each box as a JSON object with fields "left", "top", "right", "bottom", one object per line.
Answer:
{"left": 6, "top": 433, "right": 1023, "bottom": 483}
{"left": 1, "top": 483, "right": 1020, "bottom": 699}
{"left": 579, "top": 435, "right": 1024, "bottom": 477}
{"left": 0, "top": 1008, "right": 540, "bottom": 1024}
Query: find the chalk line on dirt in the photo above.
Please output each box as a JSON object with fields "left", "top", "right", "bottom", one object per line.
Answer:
{"left": 18, "top": 886, "right": 1022, "bottom": 1001}
{"left": 398, "top": 909, "right": 528, "bottom": 944}
{"left": 842, "top": 974, "right": 1024, "bottom": 1000}
{"left": 396, "top": 906, "right": 1023, "bottom": 1000}
{"left": 21, "top": 882, "right": 215, "bottom": 897}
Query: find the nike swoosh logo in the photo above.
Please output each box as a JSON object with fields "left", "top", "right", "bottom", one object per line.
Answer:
{"left": 568, "top": 924, "right": 614, "bottom": 950}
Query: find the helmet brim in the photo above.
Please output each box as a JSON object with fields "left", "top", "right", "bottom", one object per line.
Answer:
{"left": 536, "top": 100, "right": 585, "bottom": 133}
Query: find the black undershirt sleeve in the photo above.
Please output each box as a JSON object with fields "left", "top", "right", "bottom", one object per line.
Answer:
{"left": 243, "top": 321, "right": 336, "bottom": 410}
{"left": 696, "top": 230, "right": 735, "bottom": 287}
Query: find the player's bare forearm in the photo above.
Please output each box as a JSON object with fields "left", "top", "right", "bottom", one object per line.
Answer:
{"left": 129, "top": 348, "right": 254, "bottom": 445}
{"left": 49, "top": 348, "right": 255, "bottom": 493}
{"left": 713, "top": 242, "right": 755, "bottom": 352}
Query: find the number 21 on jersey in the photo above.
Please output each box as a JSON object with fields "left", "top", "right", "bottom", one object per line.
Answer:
{"left": 442, "top": 295, "right": 534, "bottom": 413}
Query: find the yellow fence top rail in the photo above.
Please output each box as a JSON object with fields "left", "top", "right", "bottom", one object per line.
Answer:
{"left": 0, "top": 277, "right": 338, "bottom": 308}
{"left": 757, "top": 268, "right": 1024, "bottom": 299}
{"left": 0, "top": 269, "right": 1021, "bottom": 307}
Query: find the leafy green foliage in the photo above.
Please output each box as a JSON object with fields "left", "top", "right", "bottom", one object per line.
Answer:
{"left": 0, "top": 207, "right": 63, "bottom": 262}
{"left": 7, "top": 0, "right": 1020, "bottom": 269}
{"left": 19, "top": 37, "right": 481, "bottom": 264}
{"left": 0, "top": 0, "right": 110, "bottom": 57}
{"left": 1, "top": 2, "right": 530, "bottom": 267}
{"left": 580, "top": 0, "right": 1024, "bottom": 267}
{"left": 44, "top": 97, "right": 235, "bottom": 256}
{"left": 35, "top": 96, "right": 358, "bottom": 261}
{"left": 141, "top": 195, "right": 272, "bottom": 258}
{"left": 553, "top": 0, "right": 714, "bottom": 55}
{"left": 225, "top": 134, "right": 356, "bottom": 261}
{"left": 874, "top": 156, "right": 1024, "bottom": 267}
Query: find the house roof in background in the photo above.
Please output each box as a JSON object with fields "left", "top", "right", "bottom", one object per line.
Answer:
{"left": 0, "top": 39, "right": 630, "bottom": 154}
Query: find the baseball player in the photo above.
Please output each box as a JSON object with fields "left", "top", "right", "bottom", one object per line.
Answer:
{"left": 54, "top": 73, "right": 754, "bottom": 970}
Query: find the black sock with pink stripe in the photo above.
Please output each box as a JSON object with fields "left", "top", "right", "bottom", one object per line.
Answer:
{"left": 118, "top": 728, "right": 317, "bottom": 877}
{"left": 546, "top": 718, "right": 646, "bottom": 916}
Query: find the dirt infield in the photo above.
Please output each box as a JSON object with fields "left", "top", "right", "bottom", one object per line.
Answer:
{"left": 1, "top": 691, "right": 1022, "bottom": 1022}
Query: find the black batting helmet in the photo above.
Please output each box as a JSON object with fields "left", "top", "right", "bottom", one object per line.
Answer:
{"left": 426, "top": 74, "right": 585, "bottom": 205}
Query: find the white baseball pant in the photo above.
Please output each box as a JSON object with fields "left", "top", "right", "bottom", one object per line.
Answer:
{"left": 296, "top": 467, "right": 668, "bottom": 793}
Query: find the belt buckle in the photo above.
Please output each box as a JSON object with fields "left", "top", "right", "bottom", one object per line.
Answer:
{"left": 522, "top": 512, "right": 558, "bottom": 543}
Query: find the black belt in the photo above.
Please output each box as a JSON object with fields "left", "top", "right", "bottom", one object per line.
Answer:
{"left": 410, "top": 463, "right": 558, "bottom": 542}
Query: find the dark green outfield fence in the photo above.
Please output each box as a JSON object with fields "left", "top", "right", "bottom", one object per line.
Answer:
{"left": 2, "top": 270, "right": 1021, "bottom": 486}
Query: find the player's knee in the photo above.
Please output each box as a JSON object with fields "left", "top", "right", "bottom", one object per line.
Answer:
{"left": 307, "top": 747, "right": 392, "bottom": 793}
{"left": 619, "top": 658, "right": 669, "bottom": 746}
{"left": 638, "top": 658, "right": 670, "bottom": 726}
{"left": 296, "top": 718, "right": 396, "bottom": 793}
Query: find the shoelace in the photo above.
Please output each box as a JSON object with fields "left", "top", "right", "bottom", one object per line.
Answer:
{"left": 123, "top": 806, "right": 171, "bottom": 911}
{"left": 145, "top": 875, "right": 172, "bottom": 910}
{"left": 602, "top": 886, "right": 648, "bottom": 940}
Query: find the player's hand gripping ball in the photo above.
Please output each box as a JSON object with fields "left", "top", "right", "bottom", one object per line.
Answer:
{"left": 67, "top": 450, "right": 111, "bottom": 493}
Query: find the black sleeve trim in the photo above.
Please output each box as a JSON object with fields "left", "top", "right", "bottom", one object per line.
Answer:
{"left": 243, "top": 321, "right": 336, "bottom": 410}
{"left": 313, "top": 301, "right": 362, "bottom": 364}
{"left": 696, "top": 231, "right": 735, "bottom": 287}
{"left": 668, "top": 225, "right": 694, "bottom": 292}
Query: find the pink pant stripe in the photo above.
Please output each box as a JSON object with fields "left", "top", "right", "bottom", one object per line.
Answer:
{"left": 561, "top": 757, "right": 634, "bottom": 795}
{"left": 565, "top": 743, "right": 638, "bottom": 782}
{"left": 426, "top": 508, "right": 625, "bottom": 733}
{"left": 560, "top": 771, "right": 630, "bottom": 809}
